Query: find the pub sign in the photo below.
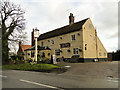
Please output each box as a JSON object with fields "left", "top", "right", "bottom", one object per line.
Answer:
{"left": 60, "top": 43, "right": 71, "bottom": 48}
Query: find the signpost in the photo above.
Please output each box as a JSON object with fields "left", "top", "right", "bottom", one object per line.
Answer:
{"left": 34, "top": 28, "right": 39, "bottom": 63}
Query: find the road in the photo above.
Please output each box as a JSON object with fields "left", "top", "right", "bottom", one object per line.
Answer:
{"left": 1, "top": 70, "right": 118, "bottom": 89}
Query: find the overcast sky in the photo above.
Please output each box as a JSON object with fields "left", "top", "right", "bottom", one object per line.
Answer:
{"left": 9, "top": 0, "right": 119, "bottom": 52}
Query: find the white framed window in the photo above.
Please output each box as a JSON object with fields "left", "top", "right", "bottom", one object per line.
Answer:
{"left": 71, "top": 35, "right": 75, "bottom": 41}
{"left": 31, "top": 51, "right": 34, "bottom": 57}
{"left": 55, "top": 50, "right": 60, "bottom": 56}
{"left": 51, "top": 40, "right": 54, "bottom": 45}
{"left": 99, "top": 52, "right": 101, "bottom": 56}
{"left": 73, "top": 48, "right": 78, "bottom": 54}
{"left": 40, "top": 52, "right": 45, "bottom": 57}
{"left": 104, "top": 53, "right": 106, "bottom": 56}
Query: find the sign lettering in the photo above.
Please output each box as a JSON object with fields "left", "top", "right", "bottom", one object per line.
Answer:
{"left": 60, "top": 43, "right": 70, "bottom": 48}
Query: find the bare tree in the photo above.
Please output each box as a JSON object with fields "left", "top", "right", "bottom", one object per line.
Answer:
{"left": 0, "top": 0, "right": 27, "bottom": 63}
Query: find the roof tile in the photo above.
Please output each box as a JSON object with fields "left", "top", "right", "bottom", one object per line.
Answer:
{"left": 38, "top": 18, "right": 88, "bottom": 40}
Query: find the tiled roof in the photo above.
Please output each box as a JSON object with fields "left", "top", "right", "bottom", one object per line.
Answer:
{"left": 21, "top": 45, "right": 32, "bottom": 52}
{"left": 38, "top": 18, "right": 88, "bottom": 40}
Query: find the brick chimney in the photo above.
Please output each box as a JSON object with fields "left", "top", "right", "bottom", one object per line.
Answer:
{"left": 31, "top": 29, "right": 35, "bottom": 46}
{"left": 69, "top": 13, "right": 74, "bottom": 25}
{"left": 19, "top": 41, "right": 22, "bottom": 47}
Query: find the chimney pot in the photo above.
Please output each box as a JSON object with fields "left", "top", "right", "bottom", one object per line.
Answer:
{"left": 69, "top": 13, "right": 74, "bottom": 25}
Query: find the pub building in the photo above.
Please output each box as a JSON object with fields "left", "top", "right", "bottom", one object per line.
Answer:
{"left": 24, "top": 13, "right": 107, "bottom": 62}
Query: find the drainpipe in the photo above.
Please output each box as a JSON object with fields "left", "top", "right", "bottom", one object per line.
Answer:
{"left": 95, "top": 30, "right": 98, "bottom": 59}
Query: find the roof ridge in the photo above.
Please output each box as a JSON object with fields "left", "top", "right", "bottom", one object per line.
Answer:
{"left": 40, "top": 18, "right": 89, "bottom": 36}
{"left": 38, "top": 18, "right": 89, "bottom": 40}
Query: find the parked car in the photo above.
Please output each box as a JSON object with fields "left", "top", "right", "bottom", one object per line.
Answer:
{"left": 69, "top": 55, "right": 80, "bottom": 63}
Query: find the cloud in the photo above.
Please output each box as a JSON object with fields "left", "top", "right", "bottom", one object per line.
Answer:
{"left": 9, "top": 0, "right": 119, "bottom": 52}
{"left": 69, "top": 1, "right": 118, "bottom": 52}
{"left": 108, "top": 32, "right": 118, "bottom": 38}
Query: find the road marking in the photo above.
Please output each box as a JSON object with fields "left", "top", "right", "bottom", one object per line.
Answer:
{"left": 19, "top": 79, "right": 62, "bottom": 89}
{"left": 0, "top": 75, "right": 7, "bottom": 78}
{"left": 107, "top": 80, "right": 118, "bottom": 83}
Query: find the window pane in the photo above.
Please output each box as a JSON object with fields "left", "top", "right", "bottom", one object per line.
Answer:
{"left": 85, "top": 44, "right": 87, "bottom": 50}
{"left": 71, "top": 35, "right": 75, "bottom": 40}
{"left": 31, "top": 51, "right": 34, "bottom": 57}
{"left": 73, "top": 48, "right": 76, "bottom": 54}
{"left": 73, "top": 48, "right": 79, "bottom": 54}
{"left": 51, "top": 40, "right": 54, "bottom": 45}
{"left": 104, "top": 53, "right": 106, "bottom": 56}
{"left": 76, "top": 48, "right": 78, "bottom": 54}
{"left": 41, "top": 42, "right": 43, "bottom": 46}
{"left": 55, "top": 50, "right": 60, "bottom": 56}
{"left": 25, "top": 52, "right": 27, "bottom": 57}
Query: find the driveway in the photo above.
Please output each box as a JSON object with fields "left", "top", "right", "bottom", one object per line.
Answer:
{"left": 56, "top": 61, "right": 118, "bottom": 79}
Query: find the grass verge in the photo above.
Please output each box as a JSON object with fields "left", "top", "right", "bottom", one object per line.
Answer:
{"left": 2, "top": 63, "right": 61, "bottom": 72}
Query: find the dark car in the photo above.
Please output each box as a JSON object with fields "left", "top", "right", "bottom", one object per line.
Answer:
{"left": 69, "top": 55, "right": 80, "bottom": 63}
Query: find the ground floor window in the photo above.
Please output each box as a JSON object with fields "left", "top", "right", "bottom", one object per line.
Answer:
{"left": 41, "top": 52, "right": 45, "bottom": 58}
{"left": 28, "top": 53, "right": 30, "bottom": 56}
{"left": 73, "top": 48, "right": 78, "bottom": 54}
{"left": 99, "top": 52, "right": 101, "bottom": 56}
{"left": 104, "top": 53, "right": 106, "bottom": 56}
{"left": 85, "top": 44, "right": 87, "bottom": 50}
{"left": 31, "top": 51, "right": 34, "bottom": 57}
{"left": 25, "top": 52, "right": 27, "bottom": 57}
{"left": 55, "top": 50, "right": 60, "bottom": 56}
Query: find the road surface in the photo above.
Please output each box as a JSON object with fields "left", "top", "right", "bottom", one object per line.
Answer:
{"left": 1, "top": 70, "right": 118, "bottom": 89}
